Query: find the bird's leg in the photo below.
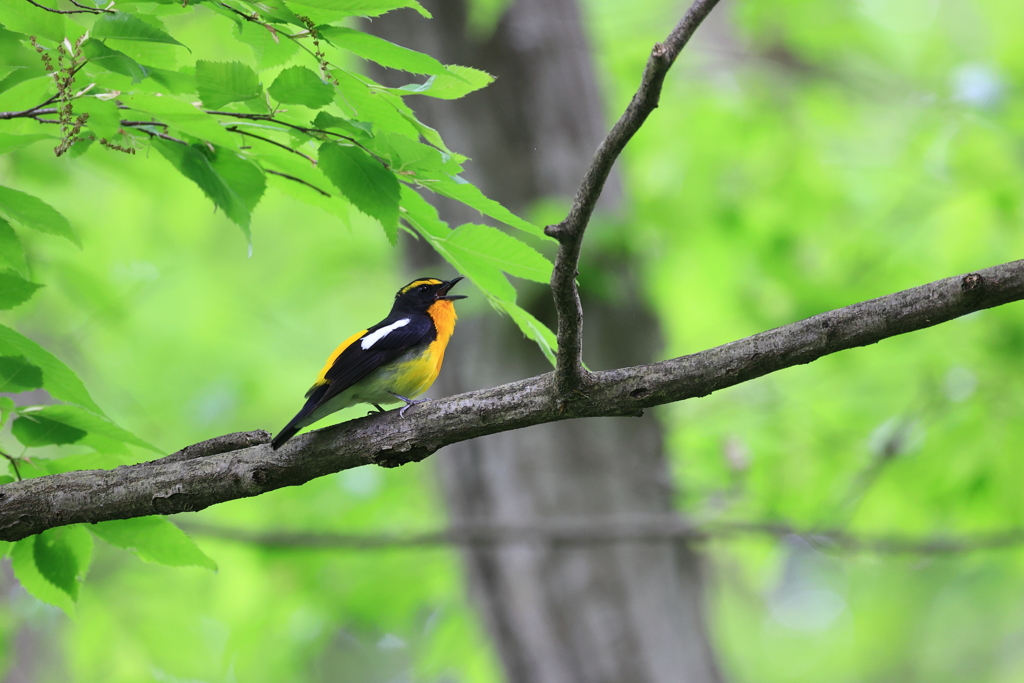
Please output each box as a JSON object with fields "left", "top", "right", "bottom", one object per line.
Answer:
{"left": 388, "top": 392, "right": 430, "bottom": 418}
{"left": 367, "top": 403, "right": 387, "bottom": 416}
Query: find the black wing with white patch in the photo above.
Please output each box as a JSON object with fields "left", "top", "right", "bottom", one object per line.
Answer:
{"left": 306, "top": 313, "right": 434, "bottom": 406}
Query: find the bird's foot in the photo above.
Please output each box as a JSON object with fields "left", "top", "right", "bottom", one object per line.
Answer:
{"left": 388, "top": 393, "right": 430, "bottom": 418}
{"left": 367, "top": 403, "right": 387, "bottom": 416}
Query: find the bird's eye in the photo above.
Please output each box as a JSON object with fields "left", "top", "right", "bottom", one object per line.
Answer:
{"left": 418, "top": 285, "right": 430, "bottom": 292}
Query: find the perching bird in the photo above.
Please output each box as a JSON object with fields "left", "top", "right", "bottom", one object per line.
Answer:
{"left": 271, "top": 277, "right": 466, "bottom": 449}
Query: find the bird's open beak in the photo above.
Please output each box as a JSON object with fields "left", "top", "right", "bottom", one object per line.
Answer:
{"left": 436, "top": 276, "right": 467, "bottom": 301}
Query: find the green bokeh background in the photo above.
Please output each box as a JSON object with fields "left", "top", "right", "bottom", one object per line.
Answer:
{"left": 3, "top": 0, "right": 1024, "bottom": 680}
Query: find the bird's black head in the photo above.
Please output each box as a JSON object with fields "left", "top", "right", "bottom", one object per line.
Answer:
{"left": 392, "top": 277, "right": 467, "bottom": 314}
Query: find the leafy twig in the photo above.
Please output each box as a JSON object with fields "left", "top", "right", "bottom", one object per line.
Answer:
{"left": 23, "top": 0, "right": 108, "bottom": 14}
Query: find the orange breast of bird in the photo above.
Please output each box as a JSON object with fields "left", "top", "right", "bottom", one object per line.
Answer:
{"left": 394, "top": 299, "right": 458, "bottom": 397}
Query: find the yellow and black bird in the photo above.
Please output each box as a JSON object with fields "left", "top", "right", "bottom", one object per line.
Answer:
{"left": 271, "top": 277, "right": 466, "bottom": 449}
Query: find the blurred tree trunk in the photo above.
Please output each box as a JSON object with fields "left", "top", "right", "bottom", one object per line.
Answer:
{"left": 370, "top": 2, "right": 723, "bottom": 681}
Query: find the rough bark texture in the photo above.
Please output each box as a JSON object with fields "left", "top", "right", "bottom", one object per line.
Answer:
{"left": 2, "top": 261, "right": 1022, "bottom": 542}
{"left": 373, "top": 1, "right": 720, "bottom": 681}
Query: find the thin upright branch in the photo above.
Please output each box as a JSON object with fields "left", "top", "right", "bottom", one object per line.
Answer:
{"left": 2, "top": 261, "right": 1022, "bottom": 542}
{"left": 179, "top": 519, "right": 1024, "bottom": 556}
{"left": 546, "top": 0, "right": 722, "bottom": 395}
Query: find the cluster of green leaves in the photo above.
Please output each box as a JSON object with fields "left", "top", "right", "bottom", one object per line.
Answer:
{"left": 0, "top": 0, "right": 557, "bottom": 360}
{"left": 0, "top": 185, "right": 216, "bottom": 614}
{"left": 0, "top": 0, "right": 558, "bottom": 616}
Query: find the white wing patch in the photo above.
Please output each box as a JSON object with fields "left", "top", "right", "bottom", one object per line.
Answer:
{"left": 361, "top": 318, "right": 411, "bottom": 350}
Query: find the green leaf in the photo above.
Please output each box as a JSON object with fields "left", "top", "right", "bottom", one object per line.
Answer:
{"left": 81, "top": 38, "right": 149, "bottom": 83}
{"left": 195, "top": 60, "right": 262, "bottom": 109}
{"left": 427, "top": 177, "right": 546, "bottom": 238}
{"left": 235, "top": 20, "right": 298, "bottom": 71}
{"left": 92, "top": 517, "right": 217, "bottom": 570}
{"left": 153, "top": 140, "right": 264, "bottom": 236}
{"left": 283, "top": 0, "right": 430, "bottom": 20}
{"left": 11, "top": 537, "right": 73, "bottom": 614}
{"left": 312, "top": 111, "right": 373, "bottom": 138}
{"left": 0, "top": 269, "right": 41, "bottom": 309}
{"left": 122, "top": 93, "right": 238, "bottom": 149}
{"left": 0, "top": 2, "right": 64, "bottom": 42}
{"left": 72, "top": 96, "right": 123, "bottom": 140}
{"left": 318, "top": 142, "right": 399, "bottom": 243}
{"left": 91, "top": 12, "right": 187, "bottom": 48}
{"left": 0, "top": 355, "right": 43, "bottom": 393}
{"left": 0, "top": 324, "right": 103, "bottom": 414}
{"left": 12, "top": 413, "right": 87, "bottom": 447}
{"left": 398, "top": 65, "right": 494, "bottom": 100}
{"left": 29, "top": 404, "right": 160, "bottom": 453}
{"left": 0, "top": 185, "right": 80, "bottom": 247}
{"left": 267, "top": 65, "right": 334, "bottom": 108}
{"left": 0, "top": 217, "right": 28, "bottom": 275}
{"left": 32, "top": 526, "right": 92, "bottom": 602}
{"left": 332, "top": 69, "right": 420, "bottom": 140}
{"left": 317, "top": 26, "right": 448, "bottom": 76}
{"left": 446, "top": 224, "right": 552, "bottom": 283}
{"left": 241, "top": 0, "right": 302, "bottom": 25}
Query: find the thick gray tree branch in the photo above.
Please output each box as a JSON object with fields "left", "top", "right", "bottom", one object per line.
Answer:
{"left": 179, "top": 519, "right": 1024, "bottom": 555}
{"left": 545, "top": 0, "right": 721, "bottom": 394}
{"left": 2, "top": 260, "right": 1022, "bottom": 541}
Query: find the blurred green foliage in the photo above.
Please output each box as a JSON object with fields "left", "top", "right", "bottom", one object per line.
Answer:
{"left": 0, "top": 0, "right": 1023, "bottom": 681}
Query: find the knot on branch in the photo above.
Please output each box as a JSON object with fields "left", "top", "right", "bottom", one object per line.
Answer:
{"left": 961, "top": 273, "right": 984, "bottom": 292}
{"left": 544, "top": 222, "right": 568, "bottom": 241}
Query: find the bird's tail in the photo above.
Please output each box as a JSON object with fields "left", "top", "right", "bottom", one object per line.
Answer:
{"left": 271, "top": 419, "right": 302, "bottom": 450}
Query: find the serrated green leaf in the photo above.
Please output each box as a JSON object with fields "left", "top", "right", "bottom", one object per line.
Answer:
{"left": 92, "top": 517, "right": 217, "bottom": 570}
{"left": 29, "top": 404, "right": 160, "bottom": 453}
{"left": 283, "top": 0, "right": 429, "bottom": 21}
{"left": 318, "top": 26, "right": 448, "bottom": 76}
{"left": 0, "top": 2, "right": 64, "bottom": 42}
{"left": 242, "top": 0, "right": 303, "bottom": 25}
{"left": 0, "top": 324, "right": 103, "bottom": 414}
{"left": 91, "top": 12, "right": 186, "bottom": 48}
{"left": 195, "top": 60, "right": 262, "bottom": 109}
{"left": 0, "top": 269, "right": 41, "bottom": 310}
{"left": 0, "top": 217, "right": 27, "bottom": 275}
{"left": 398, "top": 65, "right": 494, "bottom": 100}
{"left": 210, "top": 148, "right": 266, "bottom": 216}
{"left": 236, "top": 20, "right": 299, "bottom": 71}
{"left": 365, "top": 132, "right": 457, "bottom": 176}
{"left": 72, "top": 96, "right": 123, "bottom": 140}
{"left": 318, "top": 142, "right": 399, "bottom": 243}
{"left": 153, "top": 140, "right": 261, "bottom": 237}
{"left": 312, "top": 111, "right": 373, "bottom": 138}
{"left": 0, "top": 65, "right": 47, "bottom": 98}
{"left": 446, "top": 224, "right": 552, "bottom": 283}
{"left": 31, "top": 526, "right": 92, "bottom": 602}
{"left": 427, "top": 177, "right": 546, "bottom": 238}
{"left": 122, "top": 93, "right": 238, "bottom": 148}
{"left": 332, "top": 69, "right": 419, "bottom": 140}
{"left": 11, "top": 537, "right": 74, "bottom": 615}
{"left": 0, "top": 185, "right": 79, "bottom": 247}
{"left": 0, "top": 356, "right": 43, "bottom": 393}
{"left": 81, "top": 38, "right": 149, "bottom": 83}
{"left": 268, "top": 65, "right": 334, "bottom": 108}
{"left": 12, "top": 413, "right": 87, "bottom": 447}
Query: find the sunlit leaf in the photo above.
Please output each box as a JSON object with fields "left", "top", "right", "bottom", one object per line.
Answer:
{"left": 446, "top": 224, "right": 552, "bottom": 283}
{"left": 398, "top": 65, "right": 493, "bottom": 100}
{"left": 81, "top": 38, "right": 149, "bottom": 83}
{"left": 317, "top": 26, "right": 448, "bottom": 76}
{"left": 0, "top": 217, "right": 27, "bottom": 275}
{"left": 427, "top": 176, "right": 546, "bottom": 238}
{"left": 195, "top": 60, "right": 262, "bottom": 109}
{"left": 91, "top": 13, "right": 187, "bottom": 48}
{"left": 30, "top": 404, "right": 161, "bottom": 453}
{"left": 92, "top": 517, "right": 217, "bottom": 570}
{"left": 318, "top": 142, "right": 399, "bottom": 243}
{"left": 268, "top": 65, "right": 334, "bottom": 108}
{"left": 0, "top": 185, "right": 80, "bottom": 246}
{"left": 0, "top": 324, "right": 103, "bottom": 414}
{"left": 32, "top": 526, "right": 92, "bottom": 601}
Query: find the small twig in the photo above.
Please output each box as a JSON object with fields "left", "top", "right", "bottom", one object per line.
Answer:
{"left": 177, "top": 518, "right": 1024, "bottom": 556}
{"left": 23, "top": 0, "right": 108, "bottom": 14}
{"left": 0, "top": 451, "right": 23, "bottom": 482}
{"left": 545, "top": 0, "right": 721, "bottom": 395}
{"left": 265, "top": 169, "right": 331, "bottom": 197}
{"left": 226, "top": 125, "right": 317, "bottom": 164}
{"left": 217, "top": 2, "right": 321, "bottom": 63}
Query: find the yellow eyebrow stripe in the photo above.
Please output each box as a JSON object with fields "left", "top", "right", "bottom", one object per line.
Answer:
{"left": 399, "top": 278, "right": 442, "bottom": 295}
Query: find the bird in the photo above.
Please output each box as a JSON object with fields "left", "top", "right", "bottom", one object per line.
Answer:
{"left": 271, "top": 277, "right": 467, "bottom": 450}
